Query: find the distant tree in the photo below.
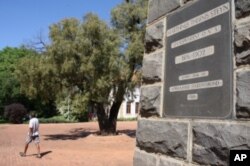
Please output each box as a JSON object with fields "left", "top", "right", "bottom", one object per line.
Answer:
{"left": 0, "top": 47, "right": 57, "bottom": 119}
{"left": 0, "top": 47, "right": 35, "bottom": 117}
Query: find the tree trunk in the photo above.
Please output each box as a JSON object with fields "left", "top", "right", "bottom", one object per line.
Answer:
{"left": 96, "top": 84, "right": 125, "bottom": 135}
{"left": 95, "top": 102, "right": 108, "bottom": 134}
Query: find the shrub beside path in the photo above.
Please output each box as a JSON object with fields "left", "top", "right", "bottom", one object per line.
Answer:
{"left": 0, "top": 121, "right": 137, "bottom": 166}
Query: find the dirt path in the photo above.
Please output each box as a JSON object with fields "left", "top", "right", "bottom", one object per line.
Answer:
{"left": 0, "top": 121, "right": 137, "bottom": 166}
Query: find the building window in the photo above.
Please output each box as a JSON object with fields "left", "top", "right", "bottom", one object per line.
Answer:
{"left": 135, "top": 102, "right": 139, "bottom": 114}
{"left": 126, "top": 102, "right": 131, "bottom": 114}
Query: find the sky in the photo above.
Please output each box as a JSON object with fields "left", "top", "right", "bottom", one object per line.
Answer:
{"left": 0, "top": 0, "right": 123, "bottom": 50}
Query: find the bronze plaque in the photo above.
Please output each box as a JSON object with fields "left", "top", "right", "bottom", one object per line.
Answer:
{"left": 164, "top": 0, "right": 233, "bottom": 118}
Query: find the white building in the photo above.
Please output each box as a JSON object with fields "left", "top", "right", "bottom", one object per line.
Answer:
{"left": 118, "top": 87, "right": 140, "bottom": 119}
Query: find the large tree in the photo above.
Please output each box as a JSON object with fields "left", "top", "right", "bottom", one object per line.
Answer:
{"left": 93, "top": 0, "right": 148, "bottom": 134}
{"left": 17, "top": 0, "right": 148, "bottom": 134}
{"left": 106, "top": 0, "right": 148, "bottom": 132}
{"left": 17, "top": 14, "right": 121, "bottom": 125}
{"left": 46, "top": 14, "right": 122, "bottom": 124}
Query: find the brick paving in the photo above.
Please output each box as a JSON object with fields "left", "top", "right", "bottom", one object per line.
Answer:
{"left": 0, "top": 122, "right": 137, "bottom": 166}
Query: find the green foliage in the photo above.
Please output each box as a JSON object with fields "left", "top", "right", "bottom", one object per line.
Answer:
{"left": 0, "top": 47, "right": 34, "bottom": 106}
{"left": 0, "top": 47, "right": 58, "bottom": 119}
{"left": 111, "top": 0, "right": 148, "bottom": 89}
{"left": 16, "top": 55, "right": 59, "bottom": 102}
{"left": 111, "top": 0, "right": 148, "bottom": 37}
{"left": 118, "top": 117, "right": 137, "bottom": 121}
{"left": 0, "top": 118, "right": 8, "bottom": 124}
{"left": 0, "top": 47, "right": 38, "bottom": 118}
{"left": 39, "top": 115, "right": 77, "bottom": 123}
{"left": 14, "top": 0, "right": 148, "bottom": 129}
{"left": 30, "top": 100, "right": 58, "bottom": 118}
{"left": 4, "top": 103, "right": 27, "bottom": 124}
{"left": 47, "top": 14, "right": 121, "bottom": 120}
{"left": 17, "top": 14, "right": 121, "bottom": 121}
{"left": 56, "top": 94, "right": 89, "bottom": 121}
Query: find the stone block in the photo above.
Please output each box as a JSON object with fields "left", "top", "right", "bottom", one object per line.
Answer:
{"left": 142, "top": 52, "right": 163, "bottom": 83}
{"left": 236, "top": 69, "right": 250, "bottom": 118}
{"left": 133, "top": 149, "right": 157, "bottom": 166}
{"left": 147, "top": 0, "right": 159, "bottom": 24}
{"left": 234, "top": 21, "right": 250, "bottom": 65}
{"left": 158, "top": 0, "right": 180, "bottom": 18}
{"left": 193, "top": 122, "right": 250, "bottom": 166}
{"left": 148, "top": 0, "right": 180, "bottom": 24}
{"left": 140, "top": 86, "right": 161, "bottom": 117}
{"left": 183, "top": 0, "right": 192, "bottom": 3}
{"left": 145, "top": 20, "right": 164, "bottom": 54}
{"left": 159, "top": 156, "right": 183, "bottom": 166}
{"left": 136, "top": 119, "right": 188, "bottom": 159}
{"left": 235, "top": 0, "right": 250, "bottom": 19}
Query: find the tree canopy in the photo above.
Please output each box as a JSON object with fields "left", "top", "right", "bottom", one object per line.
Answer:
{"left": 0, "top": 47, "right": 33, "bottom": 114}
{"left": 0, "top": 47, "right": 57, "bottom": 118}
{"left": 14, "top": 0, "right": 148, "bottom": 133}
{"left": 16, "top": 14, "right": 121, "bottom": 121}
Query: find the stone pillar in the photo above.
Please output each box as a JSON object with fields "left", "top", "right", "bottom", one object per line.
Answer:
{"left": 134, "top": 0, "right": 250, "bottom": 166}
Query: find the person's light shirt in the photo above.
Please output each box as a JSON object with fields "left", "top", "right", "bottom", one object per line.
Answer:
{"left": 29, "top": 118, "right": 39, "bottom": 136}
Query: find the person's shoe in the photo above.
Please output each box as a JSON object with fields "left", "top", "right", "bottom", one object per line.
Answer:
{"left": 36, "top": 154, "right": 41, "bottom": 158}
{"left": 19, "top": 152, "right": 26, "bottom": 157}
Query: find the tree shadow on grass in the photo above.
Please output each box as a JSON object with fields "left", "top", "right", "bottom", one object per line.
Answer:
{"left": 44, "top": 128, "right": 97, "bottom": 141}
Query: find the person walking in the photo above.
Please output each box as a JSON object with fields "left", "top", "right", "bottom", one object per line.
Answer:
{"left": 19, "top": 112, "right": 41, "bottom": 158}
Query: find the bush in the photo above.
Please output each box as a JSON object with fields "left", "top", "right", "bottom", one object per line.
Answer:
{"left": 0, "top": 118, "right": 8, "bottom": 124}
{"left": 4, "top": 103, "right": 27, "bottom": 124}
{"left": 39, "top": 115, "right": 77, "bottom": 123}
{"left": 0, "top": 106, "right": 4, "bottom": 117}
{"left": 118, "top": 117, "right": 137, "bottom": 121}
{"left": 56, "top": 95, "right": 89, "bottom": 122}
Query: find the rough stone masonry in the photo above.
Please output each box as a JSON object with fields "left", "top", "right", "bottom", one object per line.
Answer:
{"left": 134, "top": 0, "right": 250, "bottom": 166}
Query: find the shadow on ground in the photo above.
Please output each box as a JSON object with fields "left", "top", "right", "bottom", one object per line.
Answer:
{"left": 26, "top": 151, "right": 52, "bottom": 158}
{"left": 44, "top": 128, "right": 136, "bottom": 140}
{"left": 44, "top": 128, "right": 96, "bottom": 140}
{"left": 118, "top": 130, "right": 136, "bottom": 138}
{"left": 41, "top": 151, "right": 52, "bottom": 157}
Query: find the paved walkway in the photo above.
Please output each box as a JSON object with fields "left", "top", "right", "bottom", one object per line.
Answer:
{"left": 0, "top": 122, "right": 137, "bottom": 166}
